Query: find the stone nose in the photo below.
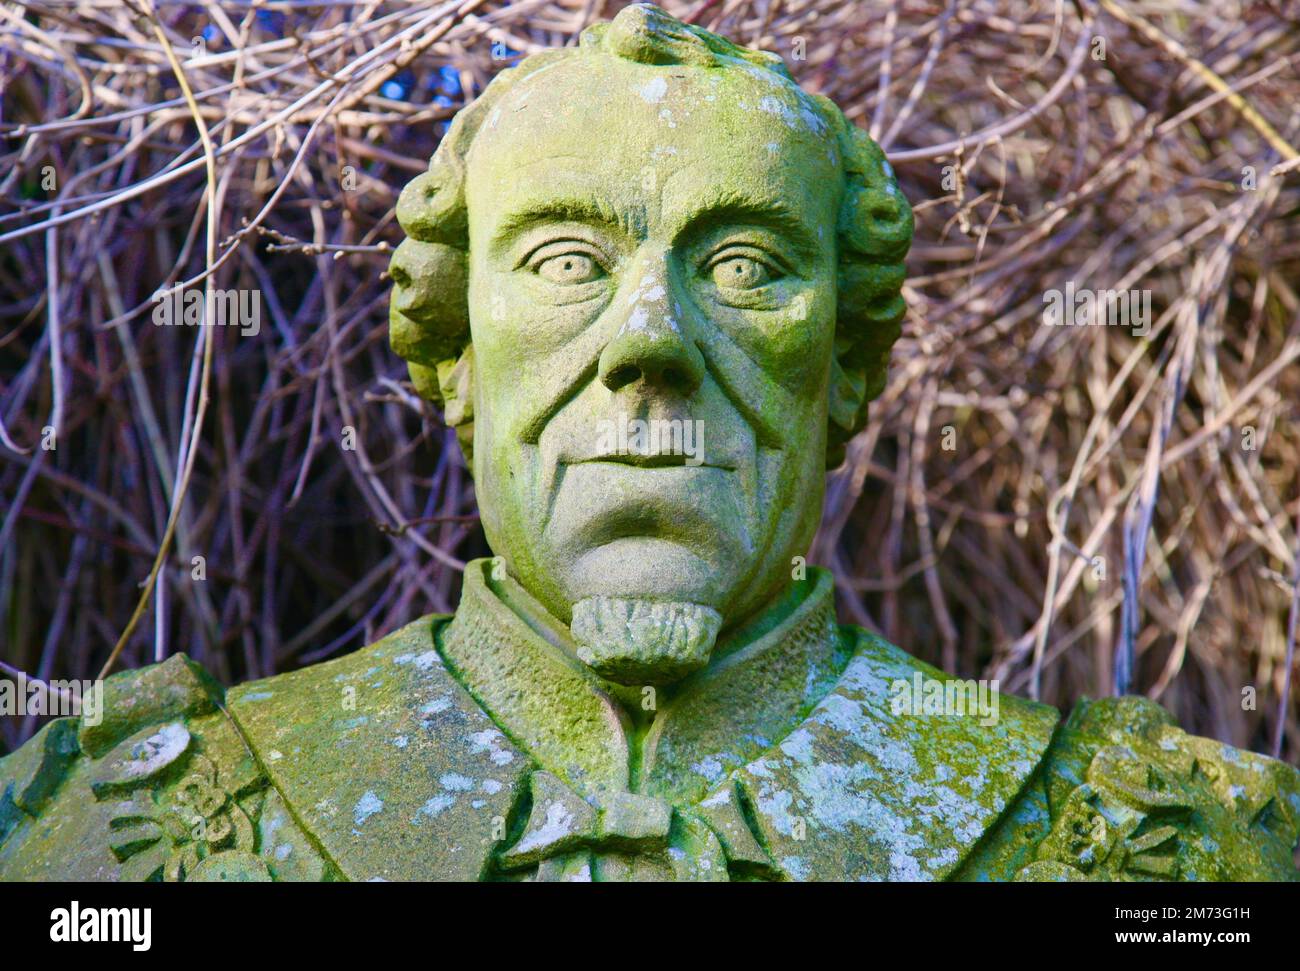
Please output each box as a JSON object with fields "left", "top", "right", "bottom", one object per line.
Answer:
{"left": 598, "top": 263, "right": 705, "bottom": 397}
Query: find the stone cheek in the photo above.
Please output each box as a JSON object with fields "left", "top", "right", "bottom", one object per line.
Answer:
{"left": 226, "top": 617, "right": 531, "bottom": 881}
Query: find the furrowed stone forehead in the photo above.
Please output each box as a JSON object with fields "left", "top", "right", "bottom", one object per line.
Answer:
{"left": 497, "top": 11, "right": 832, "bottom": 139}
{"left": 463, "top": 55, "right": 842, "bottom": 258}
{"left": 470, "top": 54, "right": 839, "bottom": 174}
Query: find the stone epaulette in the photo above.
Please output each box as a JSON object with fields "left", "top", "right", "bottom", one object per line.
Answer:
{"left": 957, "top": 696, "right": 1300, "bottom": 881}
{"left": 0, "top": 653, "right": 324, "bottom": 881}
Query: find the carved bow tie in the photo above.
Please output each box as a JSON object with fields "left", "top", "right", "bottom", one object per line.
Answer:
{"left": 496, "top": 771, "right": 777, "bottom": 882}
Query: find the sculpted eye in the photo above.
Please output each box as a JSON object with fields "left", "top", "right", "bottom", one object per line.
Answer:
{"left": 708, "top": 250, "right": 778, "bottom": 290}
{"left": 532, "top": 250, "right": 603, "bottom": 285}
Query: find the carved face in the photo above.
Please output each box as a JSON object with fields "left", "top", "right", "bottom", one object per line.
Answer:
{"left": 463, "top": 52, "right": 843, "bottom": 631}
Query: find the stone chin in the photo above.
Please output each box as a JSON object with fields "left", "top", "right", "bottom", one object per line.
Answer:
{"left": 568, "top": 537, "right": 735, "bottom": 606}
{"left": 481, "top": 446, "right": 825, "bottom": 640}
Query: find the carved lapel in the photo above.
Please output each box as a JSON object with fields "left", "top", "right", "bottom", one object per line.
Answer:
{"left": 730, "top": 630, "right": 1060, "bottom": 881}
{"left": 228, "top": 618, "right": 530, "bottom": 881}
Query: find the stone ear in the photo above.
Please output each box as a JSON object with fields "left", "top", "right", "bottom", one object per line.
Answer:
{"left": 435, "top": 348, "right": 474, "bottom": 466}
{"left": 403, "top": 351, "right": 474, "bottom": 468}
{"left": 826, "top": 355, "right": 866, "bottom": 469}
{"left": 825, "top": 118, "right": 913, "bottom": 468}
{"left": 388, "top": 239, "right": 469, "bottom": 364}
{"left": 826, "top": 254, "right": 910, "bottom": 468}
{"left": 388, "top": 101, "right": 491, "bottom": 466}
{"left": 388, "top": 233, "right": 476, "bottom": 467}
{"left": 395, "top": 159, "right": 467, "bottom": 246}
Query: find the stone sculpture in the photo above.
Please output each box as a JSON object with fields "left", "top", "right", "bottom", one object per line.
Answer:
{"left": 3, "top": 4, "right": 1297, "bottom": 882}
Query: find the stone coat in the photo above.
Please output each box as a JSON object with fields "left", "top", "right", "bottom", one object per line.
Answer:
{"left": 3, "top": 561, "right": 1298, "bottom": 881}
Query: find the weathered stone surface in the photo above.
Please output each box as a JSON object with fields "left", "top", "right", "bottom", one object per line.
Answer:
{"left": 79, "top": 654, "right": 219, "bottom": 758}
{"left": 226, "top": 617, "right": 530, "bottom": 881}
{"left": 1, "top": 752, "right": 132, "bottom": 881}
{"left": 596, "top": 791, "right": 673, "bottom": 850}
{"left": 258, "top": 787, "right": 329, "bottom": 882}
{"left": 4, "top": 573, "right": 1299, "bottom": 880}
{"left": 89, "top": 722, "right": 191, "bottom": 799}
{"left": 999, "top": 697, "right": 1299, "bottom": 882}
{"left": 439, "top": 564, "right": 629, "bottom": 800}
{"left": 666, "top": 812, "right": 729, "bottom": 882}
{"left": 498, "top": 771, "right": 597, "bottom": 869}
{"left": 642, "top": 569, "right": 851, "bottom": 805}
{"left": 0, "top": 671, "right": 318, "bottom": 882}
{"left": 535, "top": 851, "right": 593, "bottom": 882}
{"left": 3, "top": 718, "right": 79, "bottom": 816}
{"left": 0, "top": 785, "right": 21, "bottom": 849}
{"left": 731, "top": 629, "right": 1059, "bottom": 881}
{"left": 188, "top": 850, "right": 273, "bottom": 882}
{"left": 693, "top": 781, "right": 777, "bottom": 875}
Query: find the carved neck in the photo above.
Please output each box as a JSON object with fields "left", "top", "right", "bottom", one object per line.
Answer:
{"left": 437, "top": 559, "right": 847, "bottom": 802}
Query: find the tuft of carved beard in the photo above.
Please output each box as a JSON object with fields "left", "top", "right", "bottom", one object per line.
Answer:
{"left": 570, "top": 596, "right": 723, "bottom": 685}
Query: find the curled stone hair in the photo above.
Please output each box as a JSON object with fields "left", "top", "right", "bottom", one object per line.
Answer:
{"left": 388, "top": 2, "right": 913, "bottom": 468}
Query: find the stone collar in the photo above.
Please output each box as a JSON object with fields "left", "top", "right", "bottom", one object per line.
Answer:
{"left": 436, "top": 559, "right": 850, "bottom": 806}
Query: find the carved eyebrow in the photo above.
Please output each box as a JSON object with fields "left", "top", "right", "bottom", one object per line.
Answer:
{"left": 485, "top": 190, "right": 823, "bottom": 261}
{"left": 671, "top": 191, "right": 823, "bottom": 262}
{"left": 488, "top": 196, "right": 640, "bottom": 252}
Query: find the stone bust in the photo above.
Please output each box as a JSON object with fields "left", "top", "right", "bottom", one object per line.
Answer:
{"left": 2, "top": 4, "right": 1297, "bottom": 882}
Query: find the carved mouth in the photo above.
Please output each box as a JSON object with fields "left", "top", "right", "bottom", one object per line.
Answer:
{"left": 570, "top": 454, "right": 732, "bottom": 470}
